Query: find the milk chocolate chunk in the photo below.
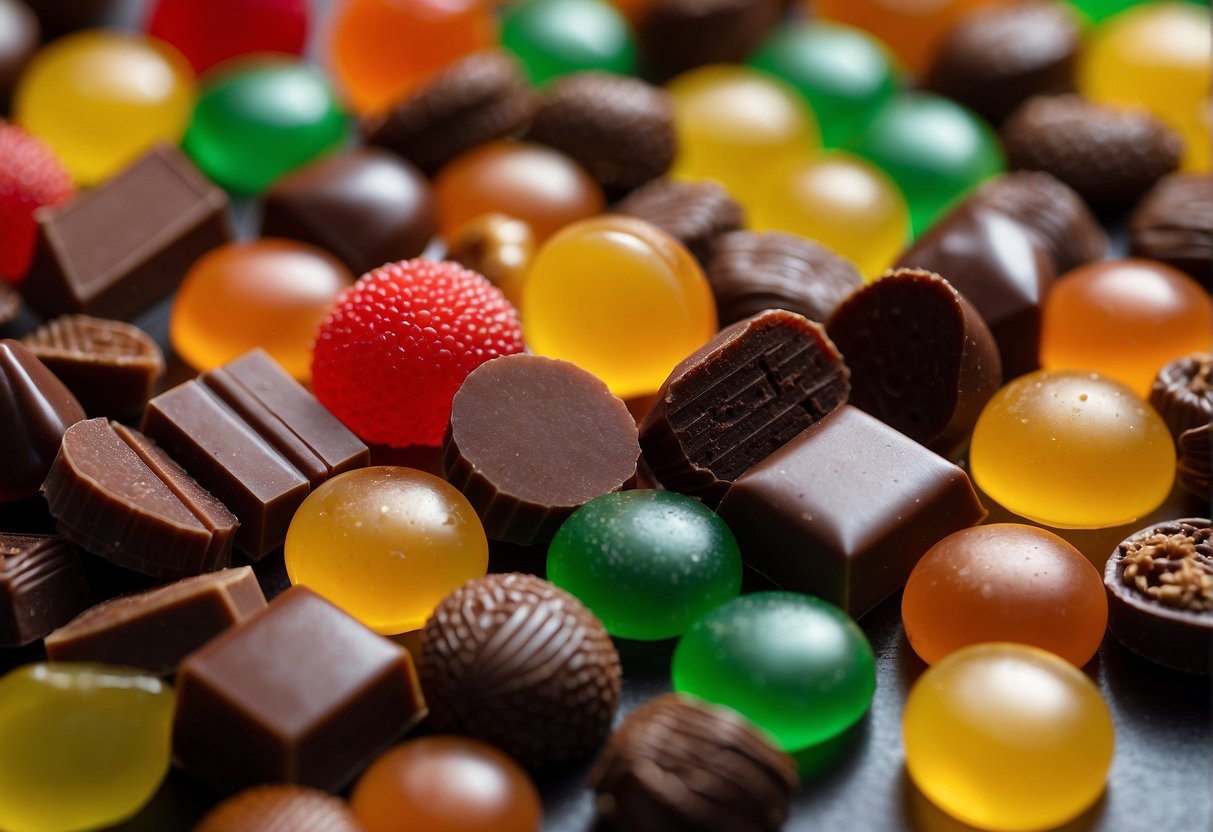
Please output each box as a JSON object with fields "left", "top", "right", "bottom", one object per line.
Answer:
{"left": 196, "top": 785, "right": 364, "bottom": 832}
{"left": 717, "top": 405, "right": 987, "bottom": 619}
{"left": 22, "top": 315, "right": 165, "bottom": 417}
{"left": 636, "top": 0, "right": 783, "bottom": 80}
{"left": 1130, "top": 173, "right": 1212, "bottom": 282}
{"left": 444, "top": 354, "right": 639, "bottom": 545}
{"left": 21, "top": 144, "right": 232, "bottom": 321}
{"left": 639, "top": 310, "right": 849, "bottom": 506}
{"left": 614, "top": 179, "right": 743, "bottom": 264}
{"left": 1104, "top": 519, "right": 1212, "bottom": 675}
{"left": 827, "top": 269, "right": 1002, "bottom": 455}
{"left": 42, "top": 418, "right": 237, "bottom": 579}
{"left": 0, "top": 339, "right": 86, "bottom": 502}
{"left": 174, "top": 586, "right": 426, "bottom": 794}
{"left": 1178, "top": 425, "right": 1210, "bottom": 502}
{"left": 1149, "top": 353, "right": 1212, "bottom": 444}
{"left": 0, "top": 533, "right": 90, "bottom": 647}
{"left": 45, "top": 566, "right": 266, "bottom": 675}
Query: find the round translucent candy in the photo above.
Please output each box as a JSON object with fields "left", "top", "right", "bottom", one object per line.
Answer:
{"left": 327, "top": 0, "right": 495, "bottom": 114}
{"left": 1065, "top": 0, "right": 1150, "bottom": 23}
{"left": 522, "top": 215, "right": 717, "bottom": 400}
{"left": 171, "top": 239, "right": 353, "bottom": 382}
{"left": 501, "top": 0, "right": 636, "bottom": 85}
{"left": 902, "top": 524, "right": 1109, "bottom": 667}
{"left": 183, "top": 59, "right": 348, "bottom": 195}
{"left": 1079, "top": 3, "right": 1211, "bottom": 172}
{"left": 285, "top": 467, "right": 489, "bottom": 635}
{"left": 970, "top": 370, "right": 1175, "bottom": 529}
{"left": 904, "top": 643, "right": 1114, "bottom": 832}
{"left": 748, "top": 21, "right": 900, "bottom": 148}
{"left": 146, "top": 0, "right": 309, "bottom": 74}
{"left": 850, "top": 92, "right": 1004, "bottom": 236}
{"left": 748, "top": 151, "right": 909, "bottom": 280}
{"left": 14, "top": 31, "right": 195, "bottom": 186}
{"left": 1039, "top": 259, "right": 1213, "bottom": 397}
{"left": 672, "top": 592, "right": 876, "bottom": 751}
{"left": 547, "top": 490, "right": 743, "bottom": 641}
{"left": 667, "top": 65, "right": 820, "bottom": 209}
{"left": 0, "top": 663, "right": 175, "bottom": 832}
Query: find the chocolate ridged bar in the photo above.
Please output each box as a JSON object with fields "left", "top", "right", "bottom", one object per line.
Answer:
{"left": 639, "top": 310, "right": 849, "bottom": 506}
{"left": 0, "top": 533, "right": 91, "bottom": 647}
{"left": 21, "top": 144, "right": 232, "bottom": 321}
{"left": 717, "top": 405, "right": 987, "bottom": 619}
{"left": 45, "top": 566, "right": 266, "bottom": 675}
{"left": 174, "top": 586, "right": 427, "bottom": 794}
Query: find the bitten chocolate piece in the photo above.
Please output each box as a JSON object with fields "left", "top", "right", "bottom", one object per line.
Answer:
{"left": 21, "top": 144, "right": 232, "bottom": 321}
{"left": 717, "top": 405, "right": 987, "bottom": 619}
{"left": 420, "top": 573, "right": 621, "bottom": 769}
{"left": 1130, "top": 173, "right": 1212, "bottom": 282}
{"left": 261, "top": 148, "right": 437, "bottom": 277}
{"left": 1178, "top": 425, "right": 1210, "bottom": 502}
{"left": 1104, "top": 519, "right": 1212, "bottom": 675}
{"left": 636, "top": 0, "right": 783, "bottom": 80}
{"left": 195, "top": 785, "right": 364, "bottom": 832}
{"left": 42, "top": 418, "right": 237, "bottom": 578}
{"left": 614, "top": 179, "right": 744, "bottom": 264}
{"left": 45, "top": 566, "right": 266, "bottom": 675}
{"left": 22, "top": 315, "right": 165, "bottom": 417}
{"left": 0, "top": 533, "right": 90, "bottom": 647}
{"left": 706, "top": 230, "right": 863, "bottom": 327}
{"left": 175, "top": 586, "right": 426, "bottom": 793}
{"left": 1149, "top": 353, "right": 1212, "bottom": 444}
{"left": 589, "top": 693, "right": 797, "bottom": 832}
{"left": 444, "top": 355, "right": 639, "bottom": 545}
{"left": 827, "top": 269, "right": 1002, "bottom": 455}
{"left": 639, "top": 310, "right": 850, "bottom": 506}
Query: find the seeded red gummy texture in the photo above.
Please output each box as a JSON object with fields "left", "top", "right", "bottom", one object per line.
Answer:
{"left": 312, "top": 259, "right": 525, "bottom": 448}
{"left": 0, "top": 123, "right": 74, "bottom": 284}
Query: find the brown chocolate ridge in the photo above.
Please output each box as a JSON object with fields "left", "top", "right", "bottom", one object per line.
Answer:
{"left": 1150, "top": 353, "right": 1212, "bottom": 443}
{"left": 0, "top": 533, "right": 91, "bottom": 647}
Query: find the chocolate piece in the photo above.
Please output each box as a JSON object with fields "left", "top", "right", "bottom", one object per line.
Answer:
{"left": 1104, "top": 519, "right": 1212, "bottom": 675}
{"left": 639, "top": 309, "right": 850, "bottom": 506}
{"left": 261, "top": 148, "right": 437, "bottom": 277}
{"left": 1178, "top": 425, "right": 1210, "bottom": 502}
{"left": 1150, "top": 353, "right": 1212, "bottom": 443}
{"left": 0, "top": 281, "right": 18, "bottom": 326}
{"left": 23, "top": 0, "right": 114, "bottom": 36}
{"left": 636, "top": 0, "right": 784, "bottom": 80}
{"left": 0, "top": 533, "right": 90, "bottom": 647}
{"left": 22, "top": 315, "right": 165, "bottom": 417}
{"left": 174, "top": 586, "right": 426, "bottom": 793}
{"left": 717, "top": 405, "right": 987, "bottom": 618}
{"left": 444, "top": 354, "right": 639, "bottom": 545}
{"left": 196, "top": 785, "right": 364, "bottom": 832}
{"left": 367, "top": 50, "right": 538, "bottom": 175}
{"left": 614, "top": 179, "right": 744, "bottom": 264}
{"left": 527, "top": 72, "right": 675, "bottom": 192}
{"left": 45, "top": 566, "right": 266, "bottom": 675}
{"left": 827, "top": 269, "right": 1002, "bottom": 455}
{"left": 706, "top": 230, "right": 863, "bottom": 327}
{"left": 42, "top": 418, "right": 237, "bottom": 578}
{"left": 896, "top": 203, "right": 1056, "bottom": 379}
{"left": 446, "top": 213, "right": 534, "bottom": 302}
{"left": 0, "top": 0, "right": 38, "bottom": 112}
{"left": 1001, "top": 95, "right": 1183, "bottom": 212}
{"left": 1130, "top": 173, "right": 1213, "bottom": 282}
{"left": 0, "top": 339, "right": 85, "bottom": 502}
{"left": 926, "top": 1, "right": 1079, "bottom": 125}
{"left": 589, "top": 693, "right": 797, "bottom": 832}
{"left": 420, "top": 572, "right": 621, "bottom": 769}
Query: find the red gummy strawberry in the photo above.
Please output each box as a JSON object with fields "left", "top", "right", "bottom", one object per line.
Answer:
{"left": 0, "top": 123, "right": 73, "bottom": 283}
{"left": 312, "top": 259, "right": 526, "bottom": 447}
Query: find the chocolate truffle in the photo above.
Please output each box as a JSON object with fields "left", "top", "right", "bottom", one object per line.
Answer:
{"left": 196, "top": 785, "right": 363, "bottom": 832}
{"left": 614, "top": 178, "right": 744, "bottom": 264}
{"left": 0, "top": 0, "right": 38, "bottom": 112}
{"left": 1150, "top": 353, "right": 1212, "bottom": 444}
{"left": 1130, "top": 173, "right": 1212, "bottom": 283}
{"left": 636, "top": 0, "right": 784, "bottom": 80}
{"left": 0, "top": 533, "right": 90, "bottom": 648}
{"left": 1178, "top": 425, "right": 1210, "bottom": 502}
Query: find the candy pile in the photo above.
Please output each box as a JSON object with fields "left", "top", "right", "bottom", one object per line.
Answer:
{"left": 0, "top": 0, "right": 1210, "bottom": 831}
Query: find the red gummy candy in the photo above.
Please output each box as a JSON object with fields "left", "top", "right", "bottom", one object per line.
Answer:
{"left": 0, "top": 123, "right": 73, "bottom": 284}
{"left": 147, "top": 0, "right": 309, "bottom": 74}
{"left": 312, "top": 259, "right": 525, "bottom": 448}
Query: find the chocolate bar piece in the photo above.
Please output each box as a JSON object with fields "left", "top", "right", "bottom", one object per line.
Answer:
{"left": 45, "top": 566, "right": 266, "bottom": 675}
{"left": 0, "top": 533, "right": 91, "bottom": 647}
{"left": 716, "top": 405, "right": 987, "bottom": 618}
{"left": 21, "top": 144, "right": 232, "bottom": 321}
{"left": 174, "top": 586, "right": 427, "bottom": 793}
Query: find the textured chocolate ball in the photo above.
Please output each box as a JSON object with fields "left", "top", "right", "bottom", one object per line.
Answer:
{"left": 1149, "top": 353, "right": 1212, "bottom": 444}
{"left": 636, "top": 0, "right": 783, "bottom": 80}
{"left": 195, "top": 785, "right": 363, "bottom": 832}
{"left": 1130, "top": 174, "right": 1212, "bottom": 283}
{"left": 614, "top": 178, "right": 743, "bottom": 264}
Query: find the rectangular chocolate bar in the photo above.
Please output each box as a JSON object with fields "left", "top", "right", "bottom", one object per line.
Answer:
{"left": 0, "top": 533, "right": 91, "bottom": 647}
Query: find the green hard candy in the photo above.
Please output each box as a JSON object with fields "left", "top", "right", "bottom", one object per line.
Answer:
{"left": 673, "top": 592, "right": 876, "bottom": 751}
{"left": 501, "top": 0, "right": 636, "bottom": 85}
{"left": 749, "top": 22, "right": 900, "bottom": 149}
{"left": 547, "top": 490, "right": 742, "bottom": 641}
{"left": 1065, "top": 0, "right": 1149, "bottom": 23}
{"left": 184, "top": 59, "right": 348, "bottom": 195}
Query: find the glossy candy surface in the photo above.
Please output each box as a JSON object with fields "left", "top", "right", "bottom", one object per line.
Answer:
{"left": 672, "top": 592, "right": 876, "bottom": 751}
{"left": 0, "top": 663, "right": 175, "bottom": 832}
{"left": 547, "top": 490, "right": 743, "bottom": 640}
{"left": 14, "top": 31, "right": 195, "bottom": 185}
{"left": 502, "top": 0, "right": 636, "bottom": 84}
{"left": 814, "top": 0, "right": 992, "bottom": 75}
{"left": 146, "top": 0, "right": 308, "bottom": 74}
{"left": 904, "top": 643, "right": 1114, "bottom": 832}
{"left": 970, "top": 370, "right": 1175, "bottom": 529}
{"left": 522, "top": 215, "right": 717, "bottom": 400}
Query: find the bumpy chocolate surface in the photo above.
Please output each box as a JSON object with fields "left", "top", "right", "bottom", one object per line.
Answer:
{"left": 614, "top": 179, "right": 744, "bottom": 264}
{"left": 420, "top": 573, "right": 621, "bottom": 769}
{"left": 1149, "top": 353, "right": 1212, "bottom": 444}
{"left": 589, "top": 693, "right": 797, "bottom": 832}
{"left": 195, "top": 785, "right": 364, "bottom": 832}
{"left": 0, "top": 532, "right": 90, "bottom": 647}
{"left": 1130, "top": 173, "right": 1212, "bottom": 283}
{"left": 1178, "top": 425, "right": 1210, "bottom": 502}
{"left": 637, "top": 0, "right": 783, "bottom": 79}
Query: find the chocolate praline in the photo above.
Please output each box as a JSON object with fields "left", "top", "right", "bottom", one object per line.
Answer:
{"left": 1149, "top": 353, "right": 1212, "bottom": 444}
{"left": 1130, "top": 173, "right": 1212, "bottom": 283}
{"left": 614, "top": 179, "right": 744, "bottom": 265}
